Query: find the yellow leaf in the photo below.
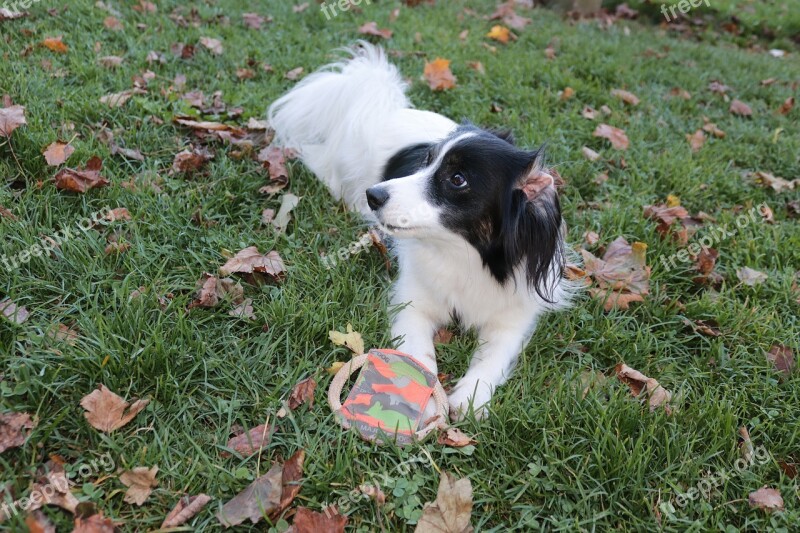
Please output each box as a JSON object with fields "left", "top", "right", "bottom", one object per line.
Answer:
{"left": 326, "top": 361, "right": 345, "bottom": 375}
{"left": 666, "top": 194, "right": 680, "bottom": 207}
{"left": 486, "top": 25, "right": 512, "bottom": 44}
{"left": 328, "top": 323, "right": 365, "bottom": 355}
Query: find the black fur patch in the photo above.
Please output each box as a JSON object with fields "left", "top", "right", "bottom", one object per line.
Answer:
{"left": 382, "top": 143, "right": 432, "bottom": 182}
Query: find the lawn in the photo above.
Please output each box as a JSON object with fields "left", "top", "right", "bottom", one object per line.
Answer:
{"left": 1, "top": 0, "right": 799, "bottom": 531}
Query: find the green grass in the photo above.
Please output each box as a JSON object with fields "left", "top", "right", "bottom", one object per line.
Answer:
{"left": 1, "top": 0, "right": 799, "bottom": 531}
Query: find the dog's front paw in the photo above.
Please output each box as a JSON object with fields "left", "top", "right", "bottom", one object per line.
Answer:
{"left": 448, "top": 379, "right": 493, "bottom": 421}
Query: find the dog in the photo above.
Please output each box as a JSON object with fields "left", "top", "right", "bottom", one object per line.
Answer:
{"left": 268, "top": 43, "right": 578, "bottom": 420}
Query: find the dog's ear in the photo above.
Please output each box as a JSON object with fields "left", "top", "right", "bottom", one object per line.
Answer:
{"left": 502, "top": 151, "right": 564, "bottom": 301}
{"left": 488, "top": 128, "right": 515, "bottom": 145}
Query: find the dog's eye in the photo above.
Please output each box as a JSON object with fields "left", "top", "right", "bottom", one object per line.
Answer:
{"left": 448, "top": 173, "right": 468, "bottom": 189}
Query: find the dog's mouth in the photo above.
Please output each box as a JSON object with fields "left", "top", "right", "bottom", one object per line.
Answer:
{"left": 378, "top": 222, "right": 422, "bottom": 234}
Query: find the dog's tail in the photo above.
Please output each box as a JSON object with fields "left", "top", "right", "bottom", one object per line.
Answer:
{"left": 268, "top": 42, "right": 409, "bottom": 210}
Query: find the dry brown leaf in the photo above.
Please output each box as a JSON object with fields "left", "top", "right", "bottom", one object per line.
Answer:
{"left": 285, "top": 67, "right": 304, "bottom": 81}
{"left": 581, "top": 237, "right": 650, "bottom": 309}
{"left": 437, "top": 428, "right": 477, "bottom": 448}
{"left": 415, "top": 472, "right": 473, "bottom": 533}
{"left": 162, "top": 494, "right": 212, "bottom": 529}
{"left": 708, "top": 81, "right": 731, "bottom": 94}
{"left": 736, "top": 266, "right": 768, "bottom": 286}
{"left": 358, "top": 484, "right": 386, "bottom": 505}
{"left": 583, "top": 231, "right": 600, "bottom": 246}
{"left": 53, "top": 156, "right": 109, "bottom": 193}
{"left": 98, "top": 55, "right": 124, "bottom": 68}
{"left": 189, "top": 274, "right": 244, "bottom": 309}
{"left": 0, "top": 411, "right": 36, "bottom": 453}
{"left": 486, "top": 25, "right": 513, "bottom": 44}
{"left": 229, "top": 298, "right": 254, "bottom": 319}
{"left": 0, "top": 105, "right": 26, "bottom": 137}
{"left": 242, "top": 13, "right": 270, "bottom": 29}
{"left": 0, "top": 204, "right": 16, "bottom": 220}
{"left": 80, "top": 384, "right": 149, "bottom": 433}
{"left": 359, "top": 21, "right": 392, "bottom": 39}
{"left": 219, "top": 247, "right": 286, "bottom": 281}
{"left": 684, "top": 319, "right": 721, "bottom": 337}
{"left": 292, "top": 506, "right": 348, "bottom": 533}
{"left": 225, "top": 423, "right": 274, "bottom": 456}
{"left": 110, "top": 143, "right": 144, "bottom": 161}
{"left": 466, "top": 61, "right": 484, "bottom": 75}
{"left": 273, "top": 449, "right": 305, "bottom": 519}
{"left": 103, "top": 16, "right": 123, "bottom": 30}
{"left": 668, "top": 87, "right": 691, "bottom": 100}
{"left": 748, "top": 487, "right": 784, "bottom": 511}
{"left": 593, "top": 123, "right": 629, "bottom": 150}
{"left": 433, "top": 328, "right": 454, "bottom": 345}
{"left": 217, "top": 464, "right": 283, "bottom": 527}
{"left": 582, "top": 146, "right": 601, "bottom": 161}
{"left": 777, "top": 96, "right": 794, "bottom": 115}
{"left": 172, "top": 147, "right": 213, "bottom": 174}
{"left": 423, "top": 58, "right": 456, "bottom": 91}
{"left": 766, "top": 344, "right": 794, "bottom": 378}
{"left": 581, "top": 106, "right": 597, "bottom": 119}
{"left": 258, "top": 145, "right": 290, "bottom": 184}
{"left": 0, "top": 297, "right": 29, "bottom": 324}
{"left": 615, "top": 363, "right": 672, "bottom": 413}
{"left": 25, "top": 510, "right": 55, "bottom": 533}
{"left": 752, "top": 171, "right": 797, "bottom": 193}
{"left": 288, "top": 377, "right": 317, "bottom": 411}
{"left": 29, "top": 461, "right": 79, "bottom": 513}
{"left": 43, "top": 141, "right": 75, "bottom": 166}
{"left": 702, "top": 121, "right": 726, "bottom": 138}
{"left": 199, "top": 36, "right": 223, "bottom": 55}
{"left": 329, "top": 324, "right": 365, "bottom": 355}
{"left": 47, "top": 323, "right": 79, "bottom": 345}
{"left": 686, "top": 130, "right": 706, "bottom": 152}
{"left": 611, "top": 89, "right": 639, "bottom": 106}
{"left": 99, "top": 88, "right": 146, "bottom": 108}
{"left": 120, "top": 466, "right": 158, "bottom": 506}
{"left": 730, "top": 99, "right": 753, "bottom": 116}
{"left": 72, "top": 512, "right": 115, "bottom": 533}
{"left": 42, "top": 36, "right": 68, "bottom": 53}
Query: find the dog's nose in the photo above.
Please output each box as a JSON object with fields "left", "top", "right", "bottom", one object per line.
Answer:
{"left": 366, "top": 187, "right": 390, "bottom": 211}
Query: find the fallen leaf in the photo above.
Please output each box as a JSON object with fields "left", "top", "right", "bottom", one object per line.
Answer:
{"left": 220, "top": 247, "right": 286, "bottom": 281}
{"left": 273, "top": 450, "right": 305, "bottom": 518}
{"left": 53, "top": 156, "right": 109, "bottom": 193}
{"left": 777, "top": 96, "right": 794, "bottom": 115}
{"left": 466, "top": 61, "right": 484, "bottom": 75}
{"left": 25, "top": 510, "right": 55, "bottom": 533}
{"left": 47, "top": 323, "right": 79, "bottom": 345}
{"left": 708, "top": 81, "right": 731, "bottom": 94}
{"left": 80, "top": 384, "right": 149, "bottom": 433}
{"left": 0, "top": 105, "right": 26, "bottom": 137}
{"left": 103, "top": 16, "right": 123, "bottom": 30}
{"left": 358, "top": 484, "right": 386, "bottom": 505}
{"left": 486, "top": 25, "right": 513, "bottom": 44}
{"left": 582, "top": 146, "right": 601, "bottom": 161}
{"left": 229, "top": 298, "right": 254, "bottom": 319}
{"left": 293, "top": 2, "right": 309, "bottom": 13}
{"left": 162, "top": 494, "right": 212, "bottom": 529}
{"left": 189, "top": 274, "right": 244, "bottom": 309}
{"left": 0, "top": 298, "right": 29, "bottom": 324}
{"left": 326, "top": 361, "right": 345, "bottom": 375}
{"left": 225, "top": 423, "right": 275, "bottom": 456}
{"left": 748, "top": 487, "right": 784, "bottom": 511}
{"left": 730, "top": 99, "right": 753, "bottom": 116}
{"left": 615, "top": 363, "right": 672, "bottom": 413}
{"left": 29, "top": 461, "right": 79, "bottom": 513}
{"left": 752, "top": 171, "right": 797, "bottom": 193}
{"left": 0, "top": 205, "right": 16, "bottom": 220}
{"left": 433, "top": 328, "right": 453, "bottom": 344}
{"left": 778, "top": 460, "right": 798, "bottom": 479}
{"left": 288, "top": 377, "right": 317, "bottom": 411}
{"left": 105, "top": 207, "right": 130, "bottom": 222}
{"left": 72, "top": 513, "right": 115, "bottom": 533}
{"left": 97, "top": 55, "right": 123, "bottom": 68}
{"left": 415, "top": 472, "right": 473, "bottom": 533}
{"left": 242, "top": 13, "right": 270, "bottom": 29}
{"left": 99, "top": 88, "right": 146, "bottom": 108}
{"left": 787, "top": 200, "right": 800, "bottom": 219}
{"left": 766, "top": 344, "right": 794, "bottom": 377}
{"left": 285, "top": 67, "right": 304, "bottom": 81}
{"left": 581, "top": 238, "right": 650, "bottom": 311}
{"left": 583, "top": 231, "right": 600, "bottom": 246}
{"left": 702, "top": 121, "right": 726, "bottom": 138}
{"left": 329, "top": 324, "right": 365, "bottom": 355}
{"left": 686, "top": 130, "right": 706, "bottom": 152}
{"left": 581, "top": 106, "right": 597, "bottom": 119}
{"left": 668, "top": 87, "right": 691, "bottom": 100}
{"left": 42, "top": 36, "right": 68, "bottom": 53}
{"left": 258, "top": 146, "right": 290, "bottom": 183}
{"left": 736, "top": 266, "right": 768, "bottom": 286}
{"left": 437, "top": 428, "right": 476, "bottom": 448}
{"left": 423, "top": 58, "right": 456, "bottom": 91}
{"left": 217, "top": 464, "right": 283, "bottom": 527}
{"left": 359, "top": 21, "right": 392, "bottom": 39}
{"left": 0, "top": 411, "right": 36, "bottom": 453}
{"left": 560, "top": 87, "right": 575, "bottom": 101}
{"left": 272, "top": 193, "right": 300, "bottom": 234}
{"left": 172, "top": 147, "right": 213, "bottom": 174}
{"left": 593, "top": 123, "right": 629, "bottom": 150}
{"left": 611, "top": 89, "right": 639, "bottom": 106}
{"left": 199, "top": 36, "right": 223, "bottom": 55}
{"left": 120, "top": 466, "right": 158, "bottom": 506}
{"left": 110, "top": 143, "right": 144, "bottom": 161}
{"left": 292, "top": 506, "right": 347, "bottom": 533}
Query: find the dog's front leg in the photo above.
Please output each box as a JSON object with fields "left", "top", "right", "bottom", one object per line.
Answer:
{"left": 448, "top": 319, "right": 534, "bottom": 420}
{"left": 391, "top": 305, "right": 439, "bottom": 374}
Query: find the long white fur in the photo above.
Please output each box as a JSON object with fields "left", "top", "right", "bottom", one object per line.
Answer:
{"left": 268, "top": 43, "right": 575, "bottom": 420}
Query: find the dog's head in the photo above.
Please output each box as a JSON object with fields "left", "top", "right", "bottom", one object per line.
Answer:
{"left": 366, "top": 125, "right": 564, "bottom": 301}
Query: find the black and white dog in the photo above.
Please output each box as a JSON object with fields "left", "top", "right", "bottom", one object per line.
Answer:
{"left": 269, "top": 43, "right": 577, "bottom": 420}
